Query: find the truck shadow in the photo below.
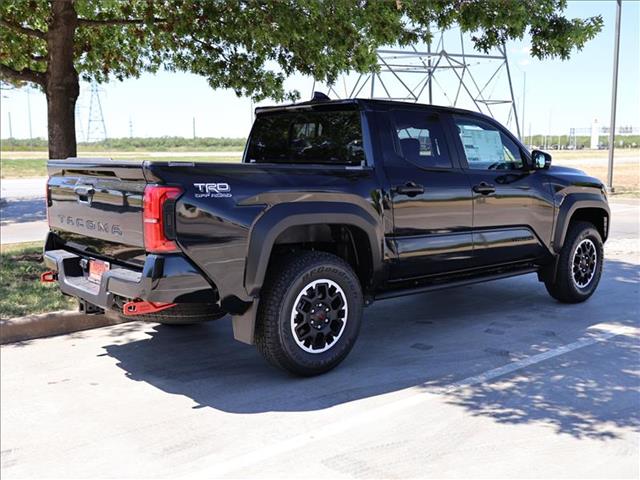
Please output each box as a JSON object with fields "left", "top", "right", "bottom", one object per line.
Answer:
{"left": 104, "top": 258, "right": 639, "bottom": 440}
{"left": 0, "top": 198, "right": 46, "bottom": 225}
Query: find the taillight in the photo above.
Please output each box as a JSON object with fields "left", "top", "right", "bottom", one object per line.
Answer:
{"left": 143, "top": 185, "right": 182, "bottom": 253}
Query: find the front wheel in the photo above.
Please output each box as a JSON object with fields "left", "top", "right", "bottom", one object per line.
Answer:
{"left": 255, "top": 251, "right": 363, "bottom": 376}
{"left": 545, "top": 221, "right": 604, "bottom": 303}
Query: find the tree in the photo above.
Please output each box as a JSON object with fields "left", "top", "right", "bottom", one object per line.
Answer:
{"left": 1, "top": 0, "right": 602, "bottom": 159}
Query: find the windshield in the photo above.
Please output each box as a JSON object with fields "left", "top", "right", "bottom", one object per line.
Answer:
{"left": 245, "top": 109, "right": 365, "bottom": 166}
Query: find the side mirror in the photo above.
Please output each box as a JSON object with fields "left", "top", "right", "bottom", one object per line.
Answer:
{"left": 530, "top": 150, "right": 552, "bottom": 170}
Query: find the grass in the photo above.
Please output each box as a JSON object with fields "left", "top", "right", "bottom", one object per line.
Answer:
{"left": 0, "top": 159, "right": 50, "bottom": 179}
{"left": 0, "top": 242, "right": 75, "bottom": 320}
{"left": 570, "top": 163, "right": 639, "bottom": 198}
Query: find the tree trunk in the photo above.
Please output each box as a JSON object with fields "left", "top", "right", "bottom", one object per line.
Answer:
{"left": 46, "top": 0, "right": 79, "bottom": 159}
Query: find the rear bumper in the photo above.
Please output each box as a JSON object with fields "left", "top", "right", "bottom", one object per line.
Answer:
{"left": 44, "top": 246, "right": 216, "bottom": 311}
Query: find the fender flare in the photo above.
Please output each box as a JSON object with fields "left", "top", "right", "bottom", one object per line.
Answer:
{"left": 553, "top": 193, "right": 610, "bottom": 253}
{"left": 244, "top": 201, "right": 383, "bottom": 298}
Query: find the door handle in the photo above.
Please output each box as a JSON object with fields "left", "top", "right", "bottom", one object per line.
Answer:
{"left": 74, "top": 185, "right": 95, "bottom": 196}
{"left": 472, "top": 182, "right": 496, "bottom": 195}
{"left": 394, "top": 181, "right": 425, "bottom": 197}
{"left": 74, "top": 185, "right": 95, "bottom": 204}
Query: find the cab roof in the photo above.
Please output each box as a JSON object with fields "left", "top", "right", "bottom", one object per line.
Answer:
{"left": 254, "top": 97, "right": 478, "bottom": 117}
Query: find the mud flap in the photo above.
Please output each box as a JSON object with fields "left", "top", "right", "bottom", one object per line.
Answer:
{"left": 232, "top": 300, "right": 258, "bottom": 345}
{"left": 537, "top": 254, "right": 559, "bottom": 283}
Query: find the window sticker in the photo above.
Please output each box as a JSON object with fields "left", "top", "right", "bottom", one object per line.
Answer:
{"left": 459, "top": 127, "right": 503, "bottom": 165}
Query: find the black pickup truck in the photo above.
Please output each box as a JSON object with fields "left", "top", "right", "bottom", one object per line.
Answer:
{"left": 43, "top": 97, "right": 609, "bottom": 375}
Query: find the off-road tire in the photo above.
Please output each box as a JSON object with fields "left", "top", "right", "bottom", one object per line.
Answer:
{"left": 545, "top": 221, "right": 603, "bottom": 303}
{"left": 255, "top": 251, "right": 363, "bottom": 376}
{"left": 116, "top": 303, "right": 225, "bottom": 325}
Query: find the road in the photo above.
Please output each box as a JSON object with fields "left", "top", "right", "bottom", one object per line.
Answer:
{"left": 1, "top": 178, "right": 48, "bottom": 244}
{"left": 1, "top": 202, "right": 639, "bottom": 477}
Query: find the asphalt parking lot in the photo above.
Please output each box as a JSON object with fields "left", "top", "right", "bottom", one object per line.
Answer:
{"left": 1, "top": 201, "right": 639, "bottom": 479}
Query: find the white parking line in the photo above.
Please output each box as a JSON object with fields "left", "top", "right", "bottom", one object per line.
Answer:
{"left": 185, "top": 322, "right": 638, "bottom": 478}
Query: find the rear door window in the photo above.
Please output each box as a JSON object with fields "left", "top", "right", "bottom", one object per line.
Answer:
{"left": 246, "top": 110, "right": 365, "bottom": 165}
{"left": 391, "top": 110, "right": 452, "bottom": 169}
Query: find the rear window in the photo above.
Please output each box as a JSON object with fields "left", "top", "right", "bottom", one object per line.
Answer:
{"left": 245, "top": 110, "right": 365, "bottom": 166}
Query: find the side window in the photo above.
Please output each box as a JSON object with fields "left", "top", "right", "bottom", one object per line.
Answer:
{"left": 391, "top": 110, "right": 452, "bottom": 169}
{"left": 454, "top": 116, "right": 524, "bottom": 170}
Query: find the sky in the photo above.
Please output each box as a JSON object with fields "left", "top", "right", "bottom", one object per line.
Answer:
{"left": 1, "top": 0, "right": 638, "bottom": 140}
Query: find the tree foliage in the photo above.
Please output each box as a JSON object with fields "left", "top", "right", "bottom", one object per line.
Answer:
{"left": 1, "top": 0, "right": 603, "bottom": 100}
{"left": 0, "top": 0, "right": 603, "bottom": 158}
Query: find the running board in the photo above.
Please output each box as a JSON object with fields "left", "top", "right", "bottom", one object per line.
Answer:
{"left": 374, "top": 267, "right": 538, "bottom": 301}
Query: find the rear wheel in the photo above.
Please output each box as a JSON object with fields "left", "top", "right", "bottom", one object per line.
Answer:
{"left": 545, "top": 221, "right": 603, "bottom": 303}
{"left": 255, "top": 251, "right": 363, "bottom": 376}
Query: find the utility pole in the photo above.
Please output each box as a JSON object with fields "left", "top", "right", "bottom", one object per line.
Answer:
{"left": 521, "top": 71, "right": 526, "bottom": 146}
{"left": 129, "top": 116, "right": 133, "bottom": 138}
{"left": 192, "top": 117, "right": 196, "bottom": 139}
{"left": 547, "top": 109, "right": 552, "bottom": 150}
{"left": 75, "top": 101, "right": 85, "bottom": 143}
{"left": 427, "top": 35, "right": 433, "bottom": 104}
{"left": 607, "top": 0, "right": 622, "bottom": 192}
{"left": 26, "top": 87, "right": 33, "bottom": 139}
{"left": 502, "top": 43, "right": 521, "bottom": 140}
{"left": 370, "top": 72, "right": 375, "bottom": 98}
{"left": 7, "top": 111, "right": 13, "bottom": 138}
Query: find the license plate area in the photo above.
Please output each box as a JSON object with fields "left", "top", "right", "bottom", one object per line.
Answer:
{"left": 88, "top": 259, "right": 110, "bottom": 284}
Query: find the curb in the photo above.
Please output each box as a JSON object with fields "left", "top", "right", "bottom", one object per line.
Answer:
{"left": 0, "top": 309, "right": 130, "bottom": 345}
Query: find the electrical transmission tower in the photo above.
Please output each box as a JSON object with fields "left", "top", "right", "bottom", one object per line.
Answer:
{"left": 75, "top": 101, "right": 85, "bottom": 142}
{"left": 315, "top": 28, "right": 521, "bottom": 138}
{"left": 86, "top": 82, "right": 107, "bottom": 142}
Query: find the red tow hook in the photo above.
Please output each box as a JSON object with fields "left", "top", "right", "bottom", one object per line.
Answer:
{"left": 122, "top": 300, "right": 176, "bottom": 316}
{"left": 40, "top": 271, "right": 58, "bottom": 283}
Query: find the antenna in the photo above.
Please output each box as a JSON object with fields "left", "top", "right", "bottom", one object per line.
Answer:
{"left": 312, "top": 91, "right": 330, "bottom": 101}
{"left": 86, "top": 81, "right": 107, "bottom": 142}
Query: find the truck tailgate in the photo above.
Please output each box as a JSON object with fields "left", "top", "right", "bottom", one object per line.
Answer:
{"left": 47, "top": 159, "right": 147, "bottom": 264}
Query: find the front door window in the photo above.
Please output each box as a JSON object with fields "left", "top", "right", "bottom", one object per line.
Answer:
{"left": 454, "top": 117, "right": 524, "bottom": 170}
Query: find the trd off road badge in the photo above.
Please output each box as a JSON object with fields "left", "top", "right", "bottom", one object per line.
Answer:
{"left": 193, "top": 183, "right": 232, "bottom": 198}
